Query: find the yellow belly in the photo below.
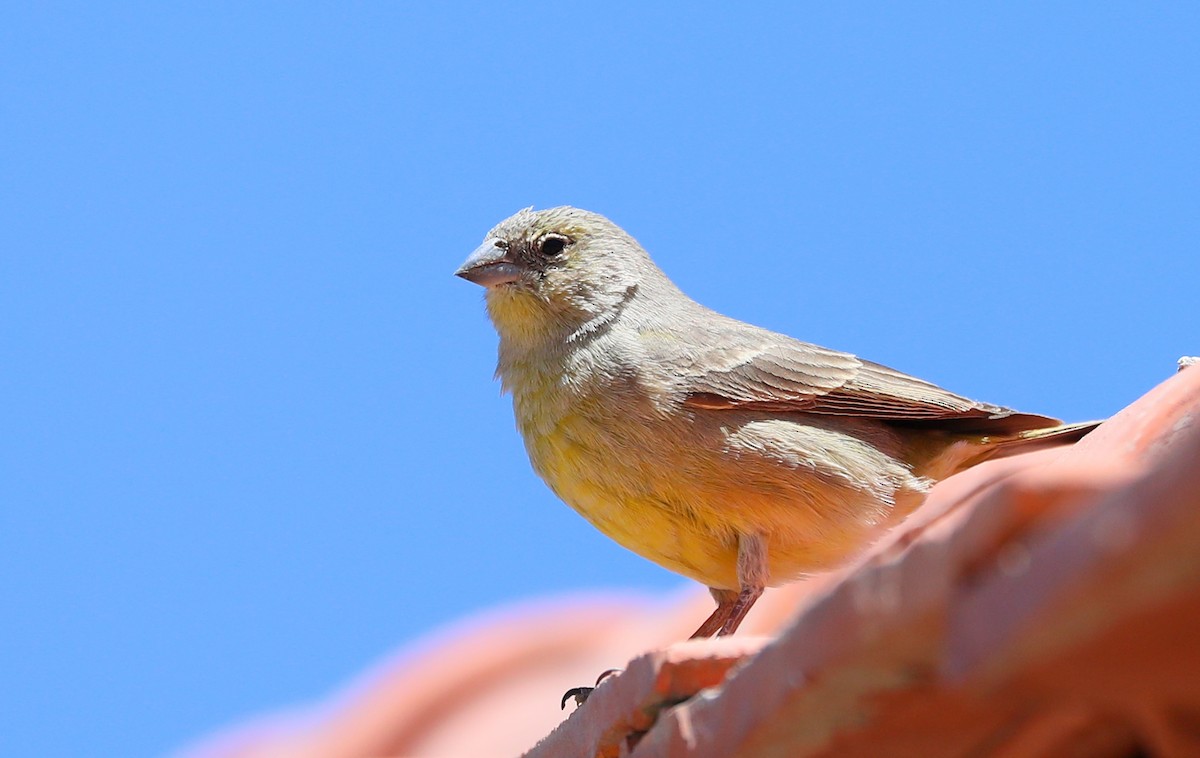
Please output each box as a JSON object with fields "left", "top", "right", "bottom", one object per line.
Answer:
{"left": 520, "top": 398, "right": 922, "bottom": 590}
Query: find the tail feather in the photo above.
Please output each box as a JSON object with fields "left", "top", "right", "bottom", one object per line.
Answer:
{"left": 995, "top": 419, "right": 1102, "bottom": 449}
{"left": 923, "top": 420, "right": 1103, "bottom": 481}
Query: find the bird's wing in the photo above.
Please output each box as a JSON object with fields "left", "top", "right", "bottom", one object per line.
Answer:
{"left": 647, "top": 319, "right": 1058, "bottom": 433}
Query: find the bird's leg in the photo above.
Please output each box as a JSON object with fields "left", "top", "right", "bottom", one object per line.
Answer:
{"left": 690, "top": 588, "right": 737, "bottom": 638}
{"left": 574, "top": 536, "right": 769, "bottom": 704}
{"left": 717, "top": 584, "right": 764, "bottom": 636}
{"left": 690, "top": 533, "right": 767, "bottom": 638}
{"left": 720, "top": 532, "right": 767, "bottom": 635}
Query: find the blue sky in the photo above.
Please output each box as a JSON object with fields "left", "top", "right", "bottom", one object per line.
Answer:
{"left": 3, "top": 4, "right": 1197, "bottom": 756}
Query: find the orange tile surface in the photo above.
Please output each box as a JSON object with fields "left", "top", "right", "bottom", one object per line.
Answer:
{"left": 180, "top": 364, "right": 1200, "bottom": 758}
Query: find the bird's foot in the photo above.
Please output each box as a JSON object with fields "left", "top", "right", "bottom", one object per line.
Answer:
{"left": 560, "top": 668, "right": 621, "bottom": 710}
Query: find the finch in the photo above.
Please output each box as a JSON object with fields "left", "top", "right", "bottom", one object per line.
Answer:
{"left": 456, "top": 206, "right": 1095, "bottom": 637}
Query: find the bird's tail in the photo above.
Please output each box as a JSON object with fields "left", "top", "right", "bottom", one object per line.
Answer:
{"left": 971, "top": 419, "right": 1103, "bottom": 468}
{"left": 991, "top": 419, "right": 1103, "bottom": 451}
{"left": 924, "top": 420, "right": 1103, "bottom": 481}
{"left": 993, "top": 417, "right": 1099, "bottom": 446}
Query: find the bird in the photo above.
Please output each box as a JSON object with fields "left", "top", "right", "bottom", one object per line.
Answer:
{"left": 455, "top": 206, "right": 1096, "bottom": 641}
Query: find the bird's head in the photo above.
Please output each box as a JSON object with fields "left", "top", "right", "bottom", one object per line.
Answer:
{"left": 455, "top": 206, "right": 662, "bottom": 344}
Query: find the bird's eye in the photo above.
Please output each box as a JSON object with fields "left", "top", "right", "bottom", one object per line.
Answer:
{"left": 539, "top": 235, "right": 568, "bottom": 257}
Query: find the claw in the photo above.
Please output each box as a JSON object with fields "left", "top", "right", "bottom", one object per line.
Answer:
{"left": 561, "top": 686, "right": 594, "bottom": 710}
{"left": 594, "top": 668, "right": 621, "bottom": 684}
{"left": 560, "top": 669, "right": 624, "bottom": 710}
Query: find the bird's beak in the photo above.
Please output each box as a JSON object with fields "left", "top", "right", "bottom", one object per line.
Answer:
{"left": 455, "top": 239, "right": 523, "bottom": 287}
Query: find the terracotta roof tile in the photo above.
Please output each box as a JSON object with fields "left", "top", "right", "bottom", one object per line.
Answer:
{"left": 181, "top": 364, "right": 1200, "bottom": 758}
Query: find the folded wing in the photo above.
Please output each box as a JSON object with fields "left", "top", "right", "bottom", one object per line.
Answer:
{"left": 650, "top": 318, "right": 1059, "bottom": 435}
